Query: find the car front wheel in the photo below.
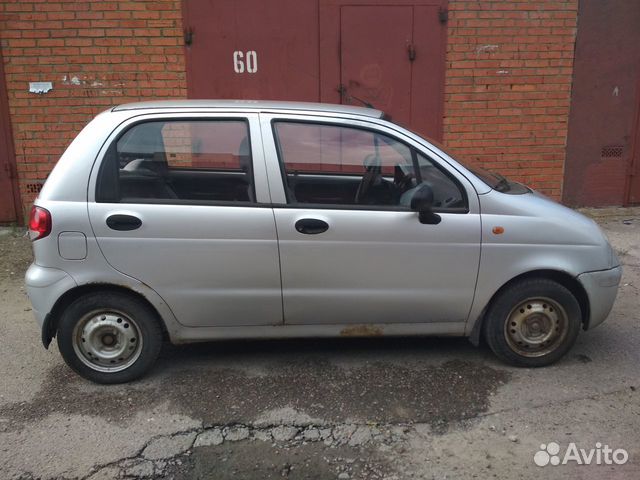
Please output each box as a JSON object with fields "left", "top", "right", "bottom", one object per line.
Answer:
{"left": 484, "top": 278, "right": 582, "bottom": 367}
{"left": 57, "top": 291, "right": 163, "bottom": 383}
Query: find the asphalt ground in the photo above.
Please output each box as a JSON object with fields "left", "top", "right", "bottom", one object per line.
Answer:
{"left": 0, "top": 208, "right": 638, "bottom": 479}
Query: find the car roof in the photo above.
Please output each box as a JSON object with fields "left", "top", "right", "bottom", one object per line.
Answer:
{"left": 112, "top": 99, "right": 384, "bottom": 119}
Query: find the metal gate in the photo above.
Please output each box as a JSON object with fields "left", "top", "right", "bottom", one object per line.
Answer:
{"left": 628, "top": 79, "right": 640, "bottom": 204}
{"left": 183, "top": 0, "right": 447, "bottom": 140}
{"left": 183, "top": 0, "right": 320, "bottom": 101}
{"left": 337, "top": 3, "right": 446, "bottom": 138}
{"left": 563, "top": 1, "right": 640, "bottom": 206}
{"left": 0, "top": 48, "right": 20, "bottom": 224}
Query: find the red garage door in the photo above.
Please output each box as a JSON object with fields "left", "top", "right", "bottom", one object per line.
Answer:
{"left": 183, "top": 0, "right": 320, "bottom": 101}
{"left": 629, "top": 82, "right": 640, "bottom": 204}
{"left": 183, "top": 0, "right": 447, "bottom": 139}
{"left": 340, "top": 6, "right": 413, "bottom": 124}
{"left": 0, "top": 48, "right": 20, "bottom": 224}
{"left": 563, "top": 1, "right": 640, "bottom": 206}
{"left": 338, "top": 4, "right": 446, "bottom": 138}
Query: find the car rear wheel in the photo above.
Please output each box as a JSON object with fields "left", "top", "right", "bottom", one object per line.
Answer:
{"left": 484, "top": 279, "right": 582, "bottom": 367}
{"left": 57, "top": 291, "right": 163, "bottom": 383}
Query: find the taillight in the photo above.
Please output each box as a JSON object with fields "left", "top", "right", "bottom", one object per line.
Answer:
{"left": 28, "top": 206, "right": 51, "bottom": 241}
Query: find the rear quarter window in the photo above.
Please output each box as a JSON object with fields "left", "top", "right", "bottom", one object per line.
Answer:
{"left": 97, "top": 119, "right": 256, "bottom": 205}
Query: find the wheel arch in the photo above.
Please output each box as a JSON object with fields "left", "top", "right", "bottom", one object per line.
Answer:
{"left": 468, "top": 269, "right": 590, "bottom": 346}
{"left": 43, "top": 283, "right": 170, "bottom": 348}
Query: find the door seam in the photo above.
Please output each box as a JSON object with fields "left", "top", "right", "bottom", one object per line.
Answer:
{"left": 258, "top": 113, "right": 286, "bottom": 325}
{"left": 270, "top": 208, "right": 286, "bottom": 326}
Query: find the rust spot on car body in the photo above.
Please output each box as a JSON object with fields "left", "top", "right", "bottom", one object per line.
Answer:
{"left": 340, "top": 325, "right": 384, "bottom": 337}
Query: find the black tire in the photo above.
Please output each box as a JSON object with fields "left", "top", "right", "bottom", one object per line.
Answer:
{"left": 57, "top": 291, "right": 163, "bottom": 384}
{"left": 483, "top": 278, "right": 582, "bottom": 367}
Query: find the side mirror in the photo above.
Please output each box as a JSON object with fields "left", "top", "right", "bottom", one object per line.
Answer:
{"left": 410, "top": 183, "right": 441, "bottom": 225}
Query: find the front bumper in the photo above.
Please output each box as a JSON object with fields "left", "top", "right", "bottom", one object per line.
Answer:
{"left": 577, "top": 265, "right": 622, "bottom": 329}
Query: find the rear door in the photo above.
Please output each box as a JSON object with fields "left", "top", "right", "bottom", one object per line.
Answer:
{"left": 88, "top": 113, "right": 283, "bottom": 327}
{"left": 261, "top": 114, "right": 481, "bottom": 327}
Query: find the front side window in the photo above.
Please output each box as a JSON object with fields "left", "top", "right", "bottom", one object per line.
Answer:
{"left": 273, "top": 121, "right": 466, "bottom": 210}
{"left": 97, "top": 120, "right": 254, "bottom": 204}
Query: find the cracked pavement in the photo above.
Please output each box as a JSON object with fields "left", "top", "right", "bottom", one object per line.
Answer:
{"left": 0, "top": 208, "right": 639, "bottom": 479}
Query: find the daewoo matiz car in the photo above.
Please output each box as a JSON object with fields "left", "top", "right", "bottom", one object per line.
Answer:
{"left": 25, "top": 100, "right": 622, "bottom": 383}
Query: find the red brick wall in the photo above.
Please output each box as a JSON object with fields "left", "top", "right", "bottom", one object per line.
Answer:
{"left": 0, "top": 0, "right": 186, "bottom": 214}
{"left": 443, "top": 0, "right": 578, "bottom": 199}
{"left": 0, "top": 0, "right": 578, "bottom": 214}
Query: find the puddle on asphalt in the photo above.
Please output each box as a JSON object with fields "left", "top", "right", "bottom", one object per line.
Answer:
{"left": 0, "top": 339, "right": 510, "bottom": 433}
{"left": 157, "top": 356, "right": 509, "bottom": 428}
{"left": 164, "top": 440, "right": 393, "bottom": 480}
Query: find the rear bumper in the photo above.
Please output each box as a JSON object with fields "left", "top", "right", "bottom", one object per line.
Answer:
{"left": 577, "top": 265, "right": 622, "bottom": 329}
{"left": 25, "top": 264, "right": 76, "bottom": 340}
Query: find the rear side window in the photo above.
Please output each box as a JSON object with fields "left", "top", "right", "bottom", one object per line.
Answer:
{"left": 97, "top": 120, "right": 255, "bottom": 204}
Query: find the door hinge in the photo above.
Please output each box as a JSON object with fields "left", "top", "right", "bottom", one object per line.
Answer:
{"left": 2, "top": 162, "right": 14, "bottom": 179}
{"left": 184, "top": 27, "right": 194, "bottom": 46}
{"left": 438, "top": 8, "right": 448, "bottom": 24}
{"left": 407, "top": 44, "right": 416, "bottom": 62}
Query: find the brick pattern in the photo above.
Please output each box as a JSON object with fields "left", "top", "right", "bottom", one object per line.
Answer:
{"left": 0, "top": 0, "right": 186, "bottom": 213}
{"left": 1, "top": 0, "right": 579, "bottom": 211}
{"left": 443, "top": 0, "right": 578, "bottom": 199}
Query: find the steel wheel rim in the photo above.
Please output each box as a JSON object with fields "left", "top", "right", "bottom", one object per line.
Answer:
{"left": 504, "top": 297, "right": 568, "bottom": 357}
{"left": 72, "top": 309, "right": 143, "bottom": 373}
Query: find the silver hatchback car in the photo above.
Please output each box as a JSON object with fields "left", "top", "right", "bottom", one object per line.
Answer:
{"left": 26, "top": 100, "right": 622, "bottom": 383}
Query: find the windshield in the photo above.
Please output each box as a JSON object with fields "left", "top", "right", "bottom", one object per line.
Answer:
{"left": 467, "top": 165, "right": 530, "bottom": 194}
{"left": 467, "top": 166, "right": 512, "bottom": 192}
{"left": 387, "top": 119, "right": 530, "bottom": 194}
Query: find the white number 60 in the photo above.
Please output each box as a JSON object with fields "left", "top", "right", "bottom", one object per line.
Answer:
{"left": 233, "top": 51, "right": 258, "bottom": 74}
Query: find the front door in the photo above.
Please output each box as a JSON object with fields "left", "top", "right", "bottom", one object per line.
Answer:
{"left": 264, "top": 115, "right": 481, "bottom": 326}
{"left": 88, "top": 114, "right": 282, "bottom": 327}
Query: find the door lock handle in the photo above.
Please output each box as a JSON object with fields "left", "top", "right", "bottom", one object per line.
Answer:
{"left": 106, "top": 214, "right": 142, "bottom": 231}
{"left": 295, "top": 218, "right": 329, "bottom": 235}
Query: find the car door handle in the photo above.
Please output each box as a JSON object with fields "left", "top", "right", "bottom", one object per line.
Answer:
{"left": 295, "top": 218, "right": 329, "bottom": 235}
{"left": 106, "top": 214, "right": 142, "bottom": 231}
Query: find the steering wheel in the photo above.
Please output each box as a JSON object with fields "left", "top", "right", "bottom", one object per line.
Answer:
{"left": 438, "top": 195, "right": 459, "bottom": 208}
{"left": 355, "top": 155, "right": 382, "bottom": 204}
